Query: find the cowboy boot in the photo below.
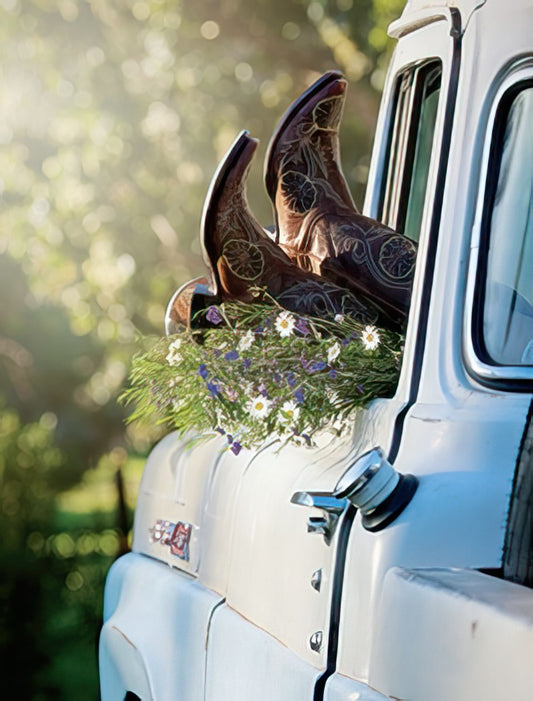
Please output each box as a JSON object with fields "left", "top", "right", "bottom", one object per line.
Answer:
{"left": 264, "top": 71, "right": 417, "bottom": 327}
{"left": 202, "top": 130, "right": 380, "bottom": 322}
{"left": 166, "top": 130, "right": 379, "bottom": 332}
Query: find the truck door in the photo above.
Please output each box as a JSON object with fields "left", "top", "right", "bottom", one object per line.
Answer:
{"left": 325, "top": 2, "right": 533, "bottom": 699}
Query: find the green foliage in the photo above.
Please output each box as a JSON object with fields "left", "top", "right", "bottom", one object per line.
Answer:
{"left": 124, "top": 299, "right": 403, "bottom": 451}
{"left": 0, "top": 406, "right": 119, "bottom": 699}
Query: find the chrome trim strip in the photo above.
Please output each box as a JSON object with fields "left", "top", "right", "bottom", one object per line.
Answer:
{"left": 463, "top": 62, "right": 533, "bottom": 388}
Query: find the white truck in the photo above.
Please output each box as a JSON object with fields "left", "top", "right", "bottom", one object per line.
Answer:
{"left": 99, "top": 1, "right": 533, "bottom": 698}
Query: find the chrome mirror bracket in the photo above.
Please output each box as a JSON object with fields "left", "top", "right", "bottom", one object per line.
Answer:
{"left": 333, "top": 447, "right": 418, "bottom": 532}
{"left": 359, "top": 473, "right": 418, "bottom": 532}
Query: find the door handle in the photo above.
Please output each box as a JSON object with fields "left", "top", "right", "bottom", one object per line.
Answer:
{"left": 291, "top": 447, "right": 418, "bottom": 537}
{"left": 290, "top": 491, "right": 347, "bottom": 545}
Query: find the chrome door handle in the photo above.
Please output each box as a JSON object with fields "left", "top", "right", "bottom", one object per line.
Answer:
{"left": 290, "top": 447, "right": 419, "bottom": 537}
{"left": 291, "top": 491, "right": 346, "bottom": 514}
{"left": 290, "top": 491, "right": 347, "bottom": 545}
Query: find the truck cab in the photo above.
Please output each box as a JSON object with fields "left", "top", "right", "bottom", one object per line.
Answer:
{"left": 100, "top": 1, "right": 533, "bottom": 699}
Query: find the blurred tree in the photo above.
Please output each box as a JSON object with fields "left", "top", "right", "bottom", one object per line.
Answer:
{"left": 0, "top": 0, "right": 404, "bottom": 697}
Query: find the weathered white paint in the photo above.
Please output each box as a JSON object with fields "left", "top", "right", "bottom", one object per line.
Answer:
{"left": 100, "top": 553, "right": 222, "bottom": 701}
{"left": 324, "top": 673, "right": 390, "bottom": 701}
{"left": 371, "top": 567, "right": 533, "bottom": 700}
{"left": 205, "top": 604, "right": 320, "bottom": 700}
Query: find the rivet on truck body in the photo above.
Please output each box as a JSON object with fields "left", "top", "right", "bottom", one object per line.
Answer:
{"left": 309, "top": 630, "right": 323, "bottom": 652}
{"left": 310, "top": 569, "right": 322, "bottom": 592}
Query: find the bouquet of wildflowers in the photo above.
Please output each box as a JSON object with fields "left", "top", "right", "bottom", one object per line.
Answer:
{"left": 122, "top": 299, "right": 404, "bottom": 454}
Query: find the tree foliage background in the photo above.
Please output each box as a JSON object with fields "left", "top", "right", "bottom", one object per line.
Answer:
{"left": 0, "top": 0, "right": 403, "bottom": 697}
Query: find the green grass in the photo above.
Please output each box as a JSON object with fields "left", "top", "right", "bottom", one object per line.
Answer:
{"left": 38, "top": 453, "right": 146, "bottom": 699}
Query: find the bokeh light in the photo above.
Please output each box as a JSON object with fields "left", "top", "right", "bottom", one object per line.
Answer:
{"left": 0, "top": 0, "right": 404, "bottom": 697}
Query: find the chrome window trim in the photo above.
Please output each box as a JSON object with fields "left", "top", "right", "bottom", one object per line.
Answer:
{"left": 378, "top": 60, "right": 443, "bottom": 237}
{"left": 388, "top": 7, "right": 451, "bottom": 39}
{"left": 464, "top": 61, "right": 533, "bottom": 387}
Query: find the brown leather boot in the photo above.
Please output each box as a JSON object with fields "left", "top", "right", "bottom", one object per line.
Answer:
{"left": 166, "top": 130, "right": 379, "bottom": 332}
{"left": 264, "top": 71, "right": 417, "bottom": 327}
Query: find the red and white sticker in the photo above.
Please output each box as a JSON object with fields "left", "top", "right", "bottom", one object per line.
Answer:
{"left": 149, "top": 519, "right": 192, "bottom": 562}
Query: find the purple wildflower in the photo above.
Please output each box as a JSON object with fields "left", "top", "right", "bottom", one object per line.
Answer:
{"left": 295, "top": 318, "right": 310, "bottom": 336}
{"left": 258, "top": 382, "right": 268, "bottom": 397}
{"left": 213, "top": 349, "right": 221, "bottom": 358}
{"left": 231, "top": 441, "right": 242, "bottom": 456}
{"left": 207, "top": 381, "right": 220, "bottom": 397}
{"left": 227, "top": 434, "right": 233, "bottom": 444}
{"left": 273, "top": 372, "right": 282, "bottom": 385}
{"left": 329, "top": 369, "right": 338, "bottom": 379}
{"left": 224, "top": 350, "right": 239, "bottom": 361}
{"left": 286, "top": 372, "right": 297, "bottom": 387}
{"left": 341, "top": 337, "right": 350, "bottom": 346}
{"left": 357, "top": 384, "right": 364, "bottom": 394}
{"left": 307, "top": 360, "right": 327, "bottom": 374}
{"left": 243, "top": 357, "right": 252, "bottom": 369}
{"left": 215, "top": 427, "right": 226, "bottom": 435}
{"left": 225, "top": 388, "right": 238, "bottom": 402}
{"left": 294, "top": 387, "right": 305, "bottom": 404}
{"left": 254, "top": 326, "right": 264, "bottom": 334}
{"left": 197, "top": 364, "right": 208, "bottom": 379}
{"left": 206, "top": 306, "right": 223, "bottom": 325}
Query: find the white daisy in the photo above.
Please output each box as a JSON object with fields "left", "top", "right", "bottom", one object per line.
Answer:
{"left": 280, "top": 400, "right": 300, "bottom": 424}
{"left": 166, "top": 339, "right": 183, "bottom": 366}
{"left": 334, "top": 313, "right": 345, "bottom": 323}
{"left": 327, "top": 342, "right": 341, "bottom": 364}
{"left": 361, "top": 325, "right": 380, "bottom": 350}
{"left": 275, "top": 311, "right": 296, "bottom": 337}
{"left": 247, "top": 395, "right": 272, "bottom": 419}
{"left": 166, "top": 351, "right": 180, "bottom": 366}
{"left": 238, "top": 330, "right": 255, "bottom": 352}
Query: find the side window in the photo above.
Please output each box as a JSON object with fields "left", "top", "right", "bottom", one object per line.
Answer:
{"left": 379, "top": 60, "right": 442, "bottom": 242}
{"left": 477, "top": 85, "right": 533, "bottom": 367}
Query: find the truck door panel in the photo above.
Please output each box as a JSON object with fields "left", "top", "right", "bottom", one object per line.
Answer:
{"left": 205, "top": 604, "right": 320, "bottom": 700}
{"left": 329, "top": 2, "right": 533, "bottom": 697}
{"left": 203, "top": 434, "right": 355, "bottom": 696}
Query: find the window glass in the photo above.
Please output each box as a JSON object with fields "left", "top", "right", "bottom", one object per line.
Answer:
{"left": 403, "top": 67, "right": 441, "bottom": 240}
{"left": 379, "top": 60, "right": 442, "bottom": 242}
{"left": 483, "top": 87, "right": 533, "bottom": 366}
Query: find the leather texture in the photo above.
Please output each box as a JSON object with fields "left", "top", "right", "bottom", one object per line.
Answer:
{"left": 200, "top": 130, "right": 378, "bottom": 323}
{"left": 265, "top": 71, "right": 417, "bottom": 326}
